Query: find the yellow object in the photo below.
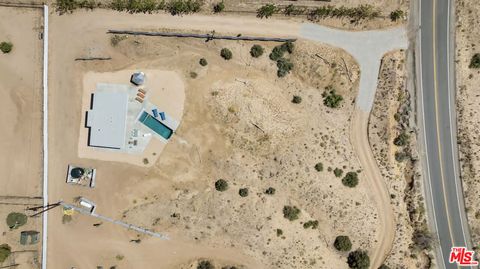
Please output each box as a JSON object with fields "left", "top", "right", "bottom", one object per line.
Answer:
{"left": 63, "top": 208, "right": 75, "bottom": 216}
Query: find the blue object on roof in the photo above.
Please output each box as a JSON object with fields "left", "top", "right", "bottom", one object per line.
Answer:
{"left": 152, "top": 108, "right": 159, "bottom": 118}
{"left": 159, "top": 112, "right": 166, "bottom": 121}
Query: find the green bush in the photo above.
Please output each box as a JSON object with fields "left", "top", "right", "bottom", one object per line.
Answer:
{"left": 412, "top": 229, "right": 433, "bottom": 250}
{"left": 6, "top": 212, "right": 27, "bottom": 229}
{"left": 309, "top": 5, "right": 379, "bottom": 21}
{"left": 378, "top": 264, "right": 391, "bottom": 269}
{"left": 220, "top": 48, "right": 232, "bottom": 60}
{"left": 250, "top": 44, "right": 264, "bottom": 58}
{"left": 469, "top": 53, "right": 480, "bottom": 68}
{"left": 0, "top": 244, "right": 11, "bottom": 263}
{"left": 265, "top": 187, "right": 276, "bottom": 195}
{"left": 333, "top": 168, "right": 343, "bottom": 177}
{"left": 0, "top": 42, "right": 13, "bottom": 54}
{"left": 277, "top": 58, "right": 293, "bottom": 77}
{"left": 314, "top": 162, "right": 323, "bottom": 172}
{"left": 269, "top": 46, "right": 284, "bottom": 61}
{"left": 303, "top": 220, "right": 319, "bottom": 229}
{"left": 347, "top": 250, "right": 370, "bottom": 269}
{"left": 342, "top": 172, "right": 359, "bottom": 188}
{"left": 213, "top": 1, "right": 224, "bottom": 13}
{"left": 239, "top": 188, "right": 249, "bottom": 197}
{"left": 215, "top": 179, "right": 228, "bottom": 191}
{"left": 322, "top": 88, "right": 343, "bottom": 108}
{"left": 281, "top": 41, "right": 294, "bottom": 54}
{"left": 394, "top": 151, "right": 409, "bottom": 162}
{"left": 393, "top": 132, "right": 409, "bottom": 146}
{"left": 197, "top": 260, "right": 214, "bottom": 269}
{"left": 167, "top": 0, "right": 202, "bottom": 15}
{"left": 199, "top": 58, "right": 208, "bottom": 66}
{"left": 334, "top": 235, "right": 352, "bottom": 251}
{"left": 283, "top": 205, "right": 300, "bottom": 221}
{"left": 291, "top": 95, "right": 302, "bottom": 104}
{"left": 390, "top": 9, "right": 404, "bottom": 21}
{"left": 276, "top": 228, "right": 283, "bottom": 236}
{"left": 257, "top": 4, "right": 276, "bottom": 18}
{"left": 283, "top": 4, "right": 305, "bottom": 16}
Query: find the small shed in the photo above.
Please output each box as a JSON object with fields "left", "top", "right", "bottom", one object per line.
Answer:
{"left": 20, "top": 231, "right": 39, "bottom": 245}
{"left": 130, "top": 72, "right": 145, "bottom": 86}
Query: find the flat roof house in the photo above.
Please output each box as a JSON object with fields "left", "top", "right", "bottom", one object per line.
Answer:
{"left": 86, "top": 90, "right": 128, "bottom": 149}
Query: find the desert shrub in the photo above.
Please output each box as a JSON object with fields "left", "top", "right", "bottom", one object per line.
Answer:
{"left": 55, "top": 0, "right": 81, "bottom": 14}
{"left": 257, "top": 4, "right": 276, "bottom": 18}
{"left": 238, "top": 188, "right": 249, "bottom": 197}
{"left": 220, "top": 48, "right": 232, "bottom": 60}
{"left": 291, "top": 95, "right": 302, "bottom": 104}
{"left": 334, "top": 235, "right": 352, "bottom": 251}
{"left": 197, "top": 260, "right": 214, "bottom": 269}
{"left": 469, "top": 53, "right": 480, "bottom": 68}
{"left": 283, "top": 205, "right": 300, "bottom": 221}
{"left": 190, "top": 72, "right": 198, "bottom": 78}
{"left": 378, "top": 265, "right": 390, "bottom": 269}
{"left": 215, "top": 179, "right": 228, "bottom": 191}
{"left": 213, "top": 1, "right": 224, "bottom": 13}
{"left": 395, "top": 151, "right": 409, "bottom": 162}
{"left": 347, "top": 250, "right": 370, "bottom": 269}
{"left": 62, "top": 214, "right": 73, "bottom": 224}
{"left": 390, "top": 9, "right": 404, "bottom": 21}
{"left": 110, "top": 35, "right": 127, "bottom": 46}
{"left": 265, "top": 187, "right": 276, "bottom": 195}
{"left": 309, "top": 5, "right": 379, "bottom": 21}
{"left": 393, "top": 132, "right": 409, "bottom": 146}
{"left": 250, "top": 44, "right": 264, "bottom": 58}
{"left": 281, "top": 41, "right": 294, "bottom": 54}
{"left": 314, "top": 162, "right": 323, "bottom": 172}
{"left": 0, "top": 42, "right": 13, "bottom": 54}
{"left": 199, "top": 58, "right": 208, "bottom": 66}
{"left": 221, "top": 266, "right": 237, "bottom": 269}
{"left": 342, "top": 172, "right": 359, "bottom": 188}
{"left": 277, "top": 58, "right": 294, "bottom": 77}
{"left": 412, "top": 229, "right": 433, "bottom": 250}
{"left": 109, "top": 0, "right": 166, "bottom": 13}
{"left": 167, "top": 0, "right": 202, "bottom": 15}
{"left": 276, "top": 228, "right": 283, "bottom": 236}
{"left": 322, "top": 87, "right": 343, "bottom": 108}
{"left": 6, "top": 212, "right": 27, "bottom": 229}
{"left": 0, "top": 244, "right": 11, "bottom": 263}
{"left": 269, "top": 46, "right": 284, "bottom": 61}
{"left": 303, "top": 220, "right": 319, "bottom": 229}
{"left": 333, "top": 168, "right": 343, "bottom": 177}
{"left": 283, "top": 4, "right": 305, "bottom": 16}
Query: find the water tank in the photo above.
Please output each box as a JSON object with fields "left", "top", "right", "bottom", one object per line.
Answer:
{"left": 70, "top": 167, "right": 85, "bottom": 178}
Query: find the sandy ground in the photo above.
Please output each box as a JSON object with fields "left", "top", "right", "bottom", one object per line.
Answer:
{"left": 78, "top": 69, "right": 184, "bottom": 167}
{"left": 368, "top": 51, "right": 431, "bottom": 268}
{"left": 0, "top": 7, "right": 43, "bottom": 197}
{"left": 455, "top": 0, "right": 480, "bottom": 249}
{"left": 44, "top": 9, "right": 391, "bottom": 268}
{"left": 0, "top": 198, "right": 43, "bottom": 268}
{"left": 0, "top": 6, "right": 44, "bottom": 268}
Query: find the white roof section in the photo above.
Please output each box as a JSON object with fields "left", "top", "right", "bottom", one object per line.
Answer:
{"left": 87, "top": 87, "right": 129, "bottom": 149}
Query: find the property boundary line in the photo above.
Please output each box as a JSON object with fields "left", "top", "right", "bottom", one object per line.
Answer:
{"left": 107, "top": 30, "right": 296, "bottom": 42}
{"left": 41, "top": 4, "right": 48, "bottom": 269}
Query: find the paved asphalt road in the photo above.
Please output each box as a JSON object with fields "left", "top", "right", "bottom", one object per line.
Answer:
{"left": 419, "top": 0, "right": 475, "bottom": 268}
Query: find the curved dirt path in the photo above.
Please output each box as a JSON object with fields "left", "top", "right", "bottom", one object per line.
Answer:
{"left": 351, "top": 110, "right": 395, "bottom": 268}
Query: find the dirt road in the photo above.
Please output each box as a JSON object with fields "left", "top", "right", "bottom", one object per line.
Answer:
{"left": 351, "top": 109, "right": 395, "bottom": 268}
